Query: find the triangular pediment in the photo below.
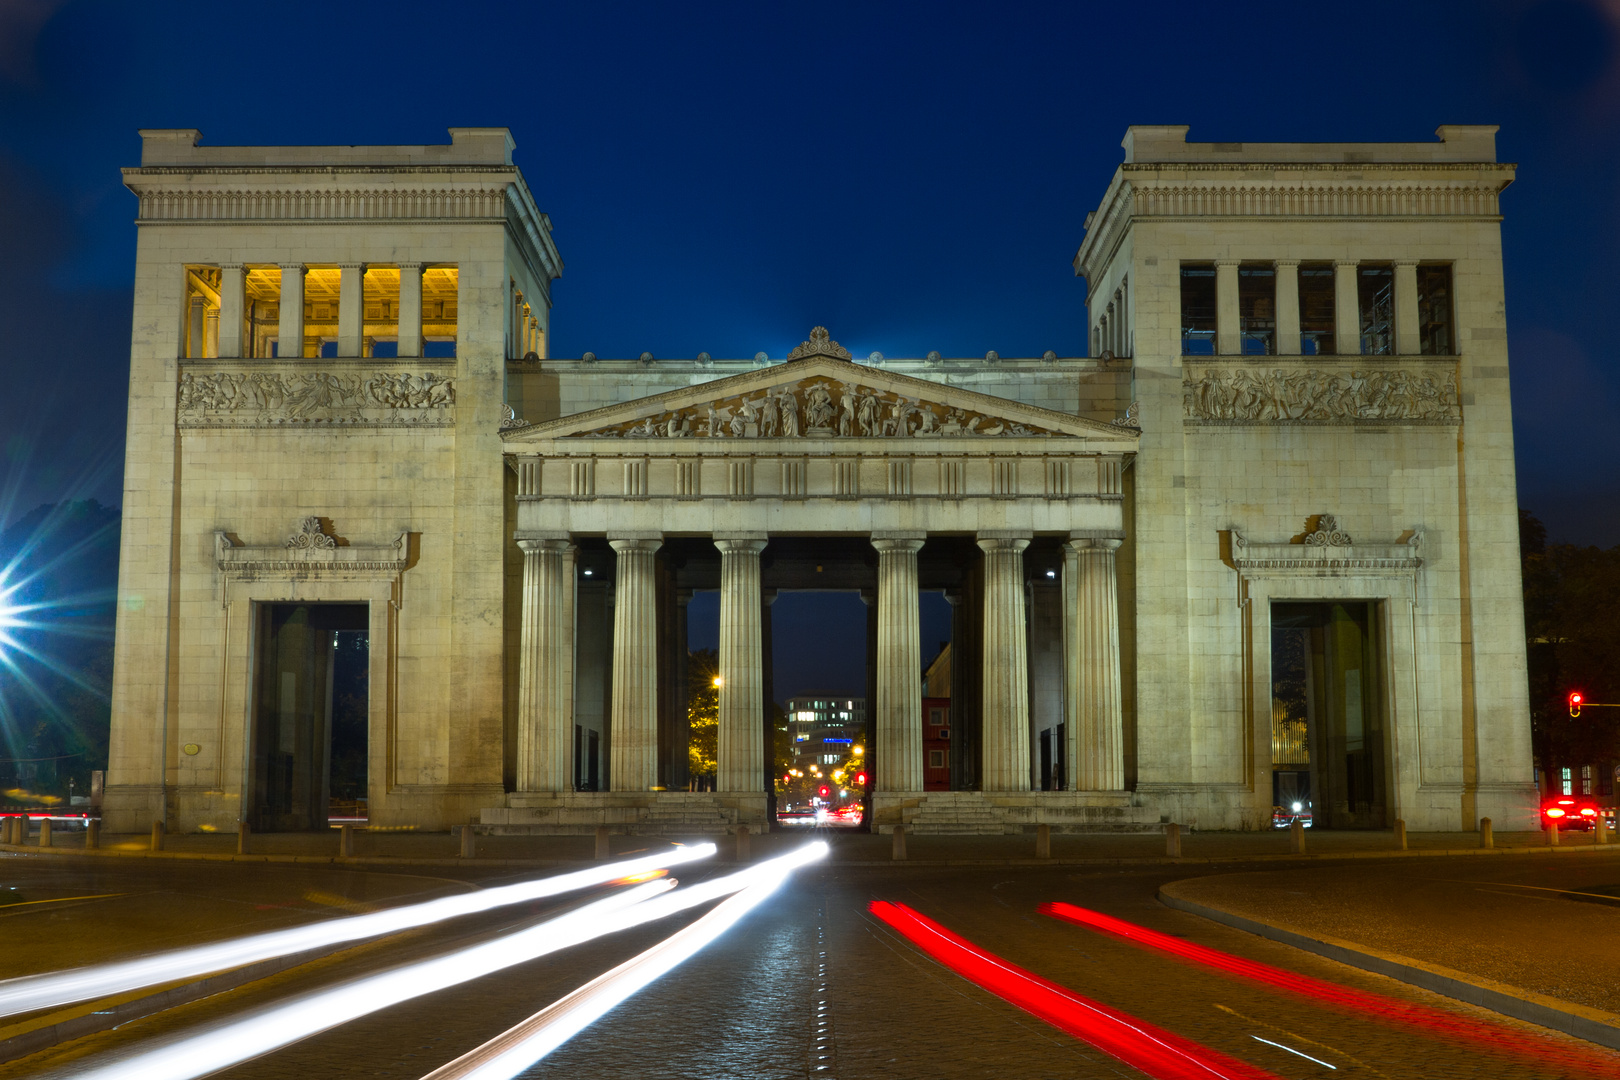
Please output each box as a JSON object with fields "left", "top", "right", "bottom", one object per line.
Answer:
{"left": 503, "top": 355, "right": 1137, "bottom": 445}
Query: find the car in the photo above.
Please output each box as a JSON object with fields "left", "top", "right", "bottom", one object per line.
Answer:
{"left": 1272, "top": 801, "right": 1312, "bottom": 829}
{"left": 1542, "top": 795, "right": 1607, "bottom": 830}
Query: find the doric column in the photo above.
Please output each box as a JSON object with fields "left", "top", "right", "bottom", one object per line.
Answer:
{"left": 516, "top": 538, "right": 573, "bottom": 792}
{"left": 1334, "top": 259, "right": 1361, "bottom": 355}
{"left": 609, "top": 538, "right": 662, "bottom": 791}
{"left": 397, "top": 262, "right": 423, "bottom": 357}
{"left": 1393, "top": 259, "right": 1420, "bottom": 355}
{"left": 978, "top": 534, "right": 1031, "bottom": 791}
{"left": 277, "top": 263, "right": 306, "bottom": 358}
{"left": 217, "top": 264, "right": 244, "bottom": 357}
{"left": 873, "top": 535, "right": 925, "bottom": 792}
{"left": 1069, "top": 537, "right": 1125, "bottom": 791}
{"left": 337, "top": 262, "right": 365, "bottom": 357}
{"left": 1214, "top": 258, "right": 1241, "bottom": 355}
{"left": 716, "top": 536, "right": 767, "bottom": 792}
{"left": 1273, "top": 259, "right": 1300, "bottom": 356}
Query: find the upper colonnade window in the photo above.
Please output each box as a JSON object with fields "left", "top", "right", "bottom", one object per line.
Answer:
{"left": 243, "top": 267, "right": 281, "bottom": 357}
{"left": 183, "top": 267, "right": 221, "bottom": 358}
{"left": 422, "top": 266, "right": 459, "bottom": 358}
{"left": 303, "top": 267, "right": 341, "bottom": 357}
{"left": 364, "top": 266, "right": 401, "bottom": 357}
{"left": 1237, "top": 264, "right": 1275, "bottom": 355}
{"left": 1179, "top": 263, "right": 1217, "bottom": 355}
{"left": 1357, "top": 263, "right": 1394, "bottom": 356}
{"left": 1417, "top": 265, "right": 1453, "bottom": 355}
{"left": 1298, "top": 263, "right": 1336, "bottom": 355}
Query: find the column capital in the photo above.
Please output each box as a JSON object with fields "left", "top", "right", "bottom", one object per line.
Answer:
{"left": 337, "top": 261, "right": 365, "bottom": 270}
{"left": 1272, "top": 258, "right": 1301, "bottom": 268}
{"left": 977, "top": 531, "right": 1031, "bottom": 555}
{"left": 517, "top": 537, "right": 573, "bottom": 554}
{"left": 279, "top": 262, "right": 307, "bottom": 275}
{"left": 1069, "top": 537, "right": 1123, "bottom": 553}
{"left": 1213, "top": 257, "right": 1242, "bottom": 268}
{"left": 396, "top": 261, "right": 424, "bottom": 271}
{"left": 1334, "top": 258, "right": 1360, "bottom": 268}
{"left": 219, "top": 261, "right": 244, "bottom": 271}
{"left": 714, "top": 535, "right": 768, "bottom": 555}
{"left": 609, "top": 537, "right": 663, "bottom": 555}
{"left": 871, "top": 536, "right": 925, "bottom": 554}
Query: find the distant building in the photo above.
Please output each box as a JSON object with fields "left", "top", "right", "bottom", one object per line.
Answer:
{"left": 923, "top": 697, "right": 951, "bottom": 791}
{"left": 785, "top": 695, "right": 866, "bottom": 771}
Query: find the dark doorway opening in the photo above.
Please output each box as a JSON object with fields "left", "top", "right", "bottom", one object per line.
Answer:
{"left": 1271, "top": 602, "right": 1387, "bottom": 829}
{"left": 252, "top": 603, "right": 369, "bottom": 831}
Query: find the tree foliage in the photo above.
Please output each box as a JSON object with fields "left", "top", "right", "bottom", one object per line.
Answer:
{"left": 1522, "top": 509, "right": 1620, "bottom": 778}
{"left": 687, "top": 648, "right": 718, "bottom": 779}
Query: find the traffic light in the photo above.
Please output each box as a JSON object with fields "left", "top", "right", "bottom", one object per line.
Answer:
{"left": 1571, "top": 691, "right": 1584, "bottom": 717}
{"left": 854, "top": 771, "right": 869, "bottom": 789}
{"left": 818, "top": 785, "right": 831, "bottom": 799}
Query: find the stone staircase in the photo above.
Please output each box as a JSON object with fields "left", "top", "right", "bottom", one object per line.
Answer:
{"left": 878, "top": 791, "right": 1164, "bottom": 835}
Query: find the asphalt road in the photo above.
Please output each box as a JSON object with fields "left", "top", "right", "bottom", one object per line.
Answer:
{"left": 6, "top": 841, "right": 1620, "bottom": 1080}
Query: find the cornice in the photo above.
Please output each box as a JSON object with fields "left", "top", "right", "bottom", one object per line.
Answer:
{"left": 131, "top": 186, "right": 510, "bottom": 223}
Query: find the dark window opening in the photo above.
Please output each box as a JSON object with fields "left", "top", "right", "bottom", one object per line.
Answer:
{"left": 1358, "top": 264, "right": 1394, "bottom": 355}
{"left": 1238, "top": 264, "right": 1275, "bottom": 354}
{"left": 1180, "top": 264, "right": 1216, "bottom": 354}
{"left": 252, "top": 603, "right": 369, "bottom": 831}
{"left": 1417, "top": 264, "right": 1453, "bottom": 355}
{"left": 1298, "top": 263, "right": 1336, "bottom": 355}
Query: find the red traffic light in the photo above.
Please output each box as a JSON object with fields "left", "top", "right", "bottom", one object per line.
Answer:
{"left": 1571, "top": 691, "right": 1585, "bottom": 716}
{"left": 854, "top": 772, "right": 869, "bottom": 787}
{"left": 818, "top": 785, "right": 831, "bottom": 798}
{"left": 1571, "top": 692, "right": 1584, "bottom": 705}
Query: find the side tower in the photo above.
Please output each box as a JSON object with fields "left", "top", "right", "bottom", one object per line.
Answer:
{"left": 108, "top": 129, "right": 561, "bottom": 833}
{"left": 1076, "top": 125, "right": 1536, "bottom": 831}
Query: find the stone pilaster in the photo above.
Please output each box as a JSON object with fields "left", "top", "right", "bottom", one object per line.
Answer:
{"left": 609, "top": 538, "right": 662, "bottom": 791}
{"left": 397, "top": 262, "right": 423, "bottom": 357}
{"left": 1215, "top": 258, "right": 1241, "bottom": 355}
{"left": 978, "top": 534, "right": 1031, "bottom": 791}
{"left": 217, "top": 264, "right": 244, "bottom": 357}
{"left": 1273, "top": 259, "right": 1300, "bottom": 355}
{"left": 338, "top": 263, "right": 364, "bottom": 357}
{"left": 1393, "top": 259, "right": 1420, "bottom": 355}
{"left": 873, "top": 536, "right": 925, "bottom": 793}
{"left": 1334, "top": 259, "right": 1361, "bottom": 355}
{"left": 516, "top": 538, "right": 573, "bottom": 792}
{"left": 1069, "top": 537, "right": 1125, "bottom": 791}
{"left": 277, "top": 263, "right": 305, "bottom": 358}
{"left": 716, "top": 536, "right": 767, "bottom": 793}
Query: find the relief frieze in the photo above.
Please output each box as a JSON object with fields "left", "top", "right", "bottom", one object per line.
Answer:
{"left": 576, "top": 376, "right": 1058, "bottom": 440}
{"left": 1184, "top": 367, "right": 1460, "bottom": 425}
{"left": 177, "top": 369, "right": 456, "bottom": 427}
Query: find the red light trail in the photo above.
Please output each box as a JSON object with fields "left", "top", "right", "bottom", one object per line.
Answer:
{"left": 1041, "top": 902, "right": 1620, "bottom": 1078}
{"left": 869, "top": 901, "right": 1283, "bottom": 1080}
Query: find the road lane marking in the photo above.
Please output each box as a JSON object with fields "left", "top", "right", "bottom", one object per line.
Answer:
{"left": 1250, "top": 1036, "right": 1336, "bottom": 1069}
{"left": 1212, "top": 1004, "right": 1386, "bottom": 1078}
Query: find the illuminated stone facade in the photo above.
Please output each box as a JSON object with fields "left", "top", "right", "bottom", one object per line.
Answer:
{"left": 104, "top": 125, "right": 1537, "bottom": 836}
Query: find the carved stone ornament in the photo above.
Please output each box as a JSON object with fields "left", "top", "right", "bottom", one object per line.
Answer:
{"left": 1301, "top": 514, "right": 1352, "bottom": 547}
{"left": 576, "top": 375, "right": 1060, "bottom": 440}
{"left": 177, "top": 369, "right": 455, "bottom": 428}
{"left": 499, "top": 403, "right": 531, "bottom": 431}
{"left": 286, "top": 517, "right": 337, "bottom": 549}
{"left": 1184, "top": 367, "right": 1460, "bottom": 424}
{"left": 1111, "top": 401, "right": 1141, "bottom": 430}
{"left": 785, "top": 326, "right": 853, "bottom": 363}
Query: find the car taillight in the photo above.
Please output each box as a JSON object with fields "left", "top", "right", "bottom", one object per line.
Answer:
{"left": 1581, "top": 808, "right": 1598, "bottom": 816}
{"left": 1546, "top": 807, "right": 1566, "bottom": 818}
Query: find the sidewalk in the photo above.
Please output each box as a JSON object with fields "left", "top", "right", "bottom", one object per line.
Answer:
{"left": 1160, "top": 856, "right": 1620, "bottom": 1050}
{"left": 6, "top": 821, "right": 1619, "bottom": 865}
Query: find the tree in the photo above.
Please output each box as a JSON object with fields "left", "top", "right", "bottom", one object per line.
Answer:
{"left": 1521, "top": 509, "right": 1620, "bottom": 790}
{"left": 687, "top": 648, "right": 718, "bottom": 781}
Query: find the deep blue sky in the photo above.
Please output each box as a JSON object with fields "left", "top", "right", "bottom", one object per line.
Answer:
{"left": 1, "top": 0, "right": 1615, "bottom": 554}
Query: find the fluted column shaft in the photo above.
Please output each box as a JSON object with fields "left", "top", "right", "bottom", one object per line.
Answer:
{"left": 873, "top": 537, "right": 925, "bottom": 792}
{"left": 609, "top": 538, "right": 662, "bottom": 791}
{"left": 516, "top": 538, "right": 573, "bottom": 791}
{"left": 1070, "top": 538, "right": 1125, "bottom": 790}
{"left": 716, "top": 538, "right": 767, "bottom": 792}
{"left": 978, "top": 535, "right": 1031, "bottom": 791}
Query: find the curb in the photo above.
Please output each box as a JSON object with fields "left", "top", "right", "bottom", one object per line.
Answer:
{"left": 1157, "top": 880, "right": 1620, "bottom": 1051}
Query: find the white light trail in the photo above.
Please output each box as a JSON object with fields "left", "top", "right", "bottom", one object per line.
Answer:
{"left": 418, "top": 841, "right": 828, "bottom": 1080}
{"left": 0, "top": 843, "right": 715, "bottom": 1018}
{"left": 63, "top": 842, "right": 826, "bottom": 1080}
{"left": 1251, "top": 1036, "right": 1337, "bottom": 1069}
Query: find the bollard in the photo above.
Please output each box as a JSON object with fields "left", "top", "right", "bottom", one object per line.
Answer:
{"left": 85, "top": 818, "right": 99, "bottom": 850}
{"left": 1599, "top": 816, "right": 1611, "bottom": 846}
{"left": 1035, "top": 823, "right": 1051, "bottom": 859}
{"left": 892, "top": 824, "right": 908, "bottom": 861}
{"left": 1547, "top": 822, "right": 1560, "bottom": 847}
{"left": 38, "top": 819, "right": 51, "bottom": 849}
{"left": 1289, "top": 818, "right": 1306, "bottom": 855}
{"left": 3, "top": 817, "right": 14, "bottom": 845}
{"left": 150, "top": 819, "right": 165, "bottom": 852}
{"left": 340, "top": 823, "right": 355, "bottom": 857}
{"left": 594, "top": 825, "right": 610, "bottom": 861}
{"left": 1479, "top": 816, "right": 1493, "bottom": 849}
{"left": 736, "top": 824, "right": 751, "bottom": 862}
{"left": 458, "top": 824, "right": 475, "bottom": 858}
{"left": 1393, "top": 819, "right": 1407, "bottom": 851}
{"left": 1165, "top": 822, "right": 1182, "bottom": 858}
{"left": 237, "top": 819, "right": 251, "bottom": 855}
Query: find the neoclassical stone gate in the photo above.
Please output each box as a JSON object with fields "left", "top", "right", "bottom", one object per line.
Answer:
{"left": 483, "top": 329, "right": 1154, "bottom": 834}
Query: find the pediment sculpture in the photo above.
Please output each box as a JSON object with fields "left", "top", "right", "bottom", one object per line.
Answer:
{"left": 574, "top": 375, "right": 1060, "bottom": 440}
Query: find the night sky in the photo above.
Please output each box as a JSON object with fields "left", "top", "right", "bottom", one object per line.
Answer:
{"left": 1, "top": 1, "right": 1616, "bottom": 702}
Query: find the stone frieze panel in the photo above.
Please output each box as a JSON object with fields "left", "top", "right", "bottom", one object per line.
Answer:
{"left": 177, "top": 369, "right": 455, "bottom": 428}
{"left": 1184, "top": 366, "right": 1460, "bottom": 425}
